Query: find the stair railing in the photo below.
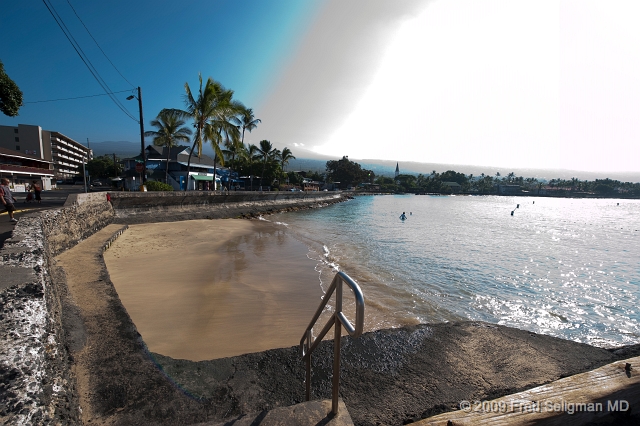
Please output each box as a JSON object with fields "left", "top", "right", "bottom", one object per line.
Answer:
{"left": 300, "top": 271, "right": 365, "bottom": 415}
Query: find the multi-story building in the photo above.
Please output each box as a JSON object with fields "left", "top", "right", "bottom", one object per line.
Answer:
{"left": 0, "top": 124, "right": 92, "bottom": 181}
{"left": 0, "top": 147, "right": 55, "bottom": 190}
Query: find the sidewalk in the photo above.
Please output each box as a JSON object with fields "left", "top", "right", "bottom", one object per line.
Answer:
{"left": 0, "top": 186, "right": 85, "bottom": 248}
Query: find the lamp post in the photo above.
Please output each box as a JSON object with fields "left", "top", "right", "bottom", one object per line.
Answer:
{"left": 127, "top": 87, "right": 146, "bottom": 183}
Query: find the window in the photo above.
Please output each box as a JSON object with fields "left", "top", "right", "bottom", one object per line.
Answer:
{"left": 15, "top": 137, "right": 19, "bottom": 142}
{"left": 14, "top": 128, "right": 18, "bottom": 133}
{"left": 16, "top": 146, "right": 20, "bottom": 150}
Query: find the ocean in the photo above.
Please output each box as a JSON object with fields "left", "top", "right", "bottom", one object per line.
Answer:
{"left": 267, "top": 194, "right": 640, "bottom": 348}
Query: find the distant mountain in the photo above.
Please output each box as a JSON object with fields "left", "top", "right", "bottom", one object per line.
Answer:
{"left": 89, "top": 141, "right": 141, "bottom": 158}
{"left": 90, "top": 141, "right": 640, "bottom": 183}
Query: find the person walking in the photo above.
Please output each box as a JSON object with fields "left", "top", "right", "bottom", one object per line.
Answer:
{"left": 0, "top": 178, "right": 18, "bottom": 223}
{"left": 32, "top": 180, "right": 42, "bottom": 204}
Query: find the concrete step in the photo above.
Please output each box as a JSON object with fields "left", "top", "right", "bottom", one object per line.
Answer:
{"left": 198, "top": 399, "right": 354, "bottom": 426}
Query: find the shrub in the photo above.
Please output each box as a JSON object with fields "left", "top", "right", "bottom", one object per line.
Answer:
{"left": 145, "top": 181, "right": 173, "bottom": 191}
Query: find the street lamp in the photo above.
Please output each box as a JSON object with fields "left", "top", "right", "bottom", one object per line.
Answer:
{"left": 127, "top": 87, "right": 146, "bottom": 183}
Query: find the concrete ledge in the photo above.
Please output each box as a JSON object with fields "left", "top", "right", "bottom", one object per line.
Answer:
{"left": 202, "top": 399, "right": 354, "bottom": 426}
{"left": 63, "top": 191, "right": 110, "bottom": 207}
{"left": 108, "top": 191, "right": 348, "bottom": 223}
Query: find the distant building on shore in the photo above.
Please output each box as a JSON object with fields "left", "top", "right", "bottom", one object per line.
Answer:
{"left": 0, "top": 124, "right": 92, "bottom": 182}
{"left": 122, "top": 145, "right": 242, "bottom": 191}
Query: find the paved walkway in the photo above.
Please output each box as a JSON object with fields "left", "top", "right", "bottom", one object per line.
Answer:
{"left": 0, "top": 186, "right": 93, "bottom": 248}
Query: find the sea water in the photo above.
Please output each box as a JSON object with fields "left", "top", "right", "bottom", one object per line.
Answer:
{"left": 270, "top": 195, "right": 640, "bottom": 348}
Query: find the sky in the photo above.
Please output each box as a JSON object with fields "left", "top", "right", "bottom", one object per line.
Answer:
{"left": 1, "top": 0, "right": 639, "bottom": 174}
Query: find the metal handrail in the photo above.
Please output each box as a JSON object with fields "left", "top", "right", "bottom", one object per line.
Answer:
{"left": 300, "top": 271, "right": 365, "bottom": 415}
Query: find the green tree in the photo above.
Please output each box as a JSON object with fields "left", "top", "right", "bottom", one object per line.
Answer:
{"left": 231, "top": 106, "right": 261, "bottom": 146}
{"left": 86, "top": 155, "right": 122, "bottom": 179}
{"left": 144, "top": 109, "right": 192, "bottom": 184}
{"left": 256, "top": 140, "right": 278, "bottom": 189}
{"left": 0, "top": 60, "right": 23, "bottom": 117}
{"left": 325, "top": 156, "right": 373, "bottom": 188}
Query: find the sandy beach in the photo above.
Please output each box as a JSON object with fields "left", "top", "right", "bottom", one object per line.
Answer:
{"left": 103, "top": 219, "right": 323, "bottom": 361}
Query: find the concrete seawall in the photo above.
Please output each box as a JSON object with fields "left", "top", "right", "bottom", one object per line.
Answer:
{"left": 108, "top": 190, "right": 347, "bottom": 223}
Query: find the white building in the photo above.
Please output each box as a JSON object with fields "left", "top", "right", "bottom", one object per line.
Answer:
{"left": 0, "top": 124, "right": 92, "bottom": 181}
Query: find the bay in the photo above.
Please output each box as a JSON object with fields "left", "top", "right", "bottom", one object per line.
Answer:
{"left": 268, "top": 195, "right": 640, "bottom": 348}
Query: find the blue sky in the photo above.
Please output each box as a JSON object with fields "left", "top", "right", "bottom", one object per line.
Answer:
{"left": 2, "top": 1, "right": 640, "bottom": 174}
{"left": 1, "top": 0, "right": 319, "bottom": 142}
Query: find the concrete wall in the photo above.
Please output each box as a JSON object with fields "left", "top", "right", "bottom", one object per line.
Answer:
{"left": 109, "top": 190, "right": 347, "bottom": 223}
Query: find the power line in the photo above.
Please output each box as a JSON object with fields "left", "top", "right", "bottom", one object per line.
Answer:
{"left": 65, "top": 0, "right": 136, "bottom": 89}
{"left": 24, "top": 89, "right": 132, "bottom": 104}
{"left": 41, "top": 0, "right": 138, "bottom": 122}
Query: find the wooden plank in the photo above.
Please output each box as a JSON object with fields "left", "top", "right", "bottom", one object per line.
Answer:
{"left": 413, "top": 356, "right": 640, "bottom": 425}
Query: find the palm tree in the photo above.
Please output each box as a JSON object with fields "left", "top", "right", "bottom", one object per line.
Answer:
{"left": 231, "top": 106, "right": 261, "bottom": 146}
{"left": 203, "top": 99, "right": 242, "bottom": 189}
{"left": 174, "top": 74, "right": 235, "bottom": 189}
{"left": 144, "top": 109, "right": 192, "bottom": 184}
{"left": 242, "top": 143, "right": 261, "bottom": 190}
{"left": 279, "top": 147, "right": 296, "bottom": 173}
{"left": 256, "top": 140, "right": 277, "bottom": 190}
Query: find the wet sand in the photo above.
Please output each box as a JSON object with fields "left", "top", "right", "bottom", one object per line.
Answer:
{"left": 103, "top": 219, "right": 323, "bottom": 361}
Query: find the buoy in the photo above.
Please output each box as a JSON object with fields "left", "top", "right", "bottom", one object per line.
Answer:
{"left": 517, "top": 204, "right": 520, "bottom": 208}
{"left": 511, "top": 211, "right": 514, "bottom": 216}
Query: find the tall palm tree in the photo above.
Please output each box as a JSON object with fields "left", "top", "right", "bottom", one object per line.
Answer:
{"left": 231, "top": 106, "right": 261, "bottom": 146}
{"left": 174, "top": 74, "right": 235, "bottom": 189}
{"left": 279, "top": 147, "right": 296, "bottom": 173}
{"left": 278, "top": 147, "right": 295, "bottom": 185}
{"left": 203, "top": 98, "right": 242, "bottom": 189}
{"left": 256, "top": 140, "right": 277, "bottom": 190}
{"left": 144, "top": 109, "right": 192, "bottom": 184}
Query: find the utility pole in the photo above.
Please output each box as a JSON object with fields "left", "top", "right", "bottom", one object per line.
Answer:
{"left": 82, "top": 160, "right": 87, "bottom": 193}
{"left": 137, "top": 87, "right": 146, "bottom": 183}
{"left": 127, "top": 87, "right": 146, "bottom": 183}
{"left": 86, "top": 137, "right": 91, "bottom": 191}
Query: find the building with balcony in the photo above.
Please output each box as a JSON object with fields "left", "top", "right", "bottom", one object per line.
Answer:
{"left": 0, "top": 147, "right": 55, "bottom": 190}
{"left": 0, "top": 124, "right": 92, "bottom": 181}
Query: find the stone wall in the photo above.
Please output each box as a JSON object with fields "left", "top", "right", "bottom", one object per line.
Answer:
{"left": 0, "top": 217, "right": 81, "bottom": 424}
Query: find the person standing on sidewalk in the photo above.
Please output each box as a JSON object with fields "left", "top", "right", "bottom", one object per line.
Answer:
{"left": 0, "top": 178, "right": 18, "bottom": 223}
{"left": 32, "top": 180, "right": 42, "bottom": 203}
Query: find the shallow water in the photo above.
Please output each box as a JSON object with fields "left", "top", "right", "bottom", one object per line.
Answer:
{"left": 104, "top": 220, "right": 323, "bottom": 360}
{"left": 271, "top": 195, "right": 640, "bottom": 348}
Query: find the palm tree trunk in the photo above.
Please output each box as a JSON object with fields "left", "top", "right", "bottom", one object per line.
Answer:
{"left": 260, "top": 160, "right": 266, "bottom": 190}
{"left": 165, "top": 144, "right": 170, "bottom": 184}
{"left": 186, "top": 138, "right": 201, "bottom": 191}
